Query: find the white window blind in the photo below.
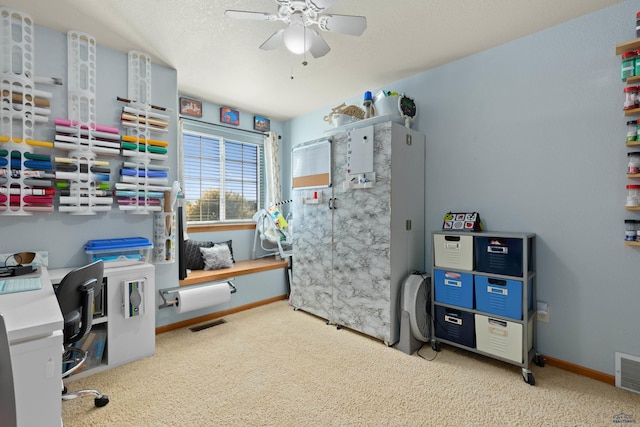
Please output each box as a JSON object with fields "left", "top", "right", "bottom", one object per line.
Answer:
{"left": 180, "top": 120, "right": 264, "bottom": 223}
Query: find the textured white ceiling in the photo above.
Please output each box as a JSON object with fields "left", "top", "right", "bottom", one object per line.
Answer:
{"left": 1, "top": 0, "right": 625, "bottom": 121}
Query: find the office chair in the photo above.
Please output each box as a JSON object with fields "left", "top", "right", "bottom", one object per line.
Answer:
{"left": 55, "top": 260, "right": 109, "bottom": 407}
{"left": 0, "top": 314, "right": 17, "bottom": 426}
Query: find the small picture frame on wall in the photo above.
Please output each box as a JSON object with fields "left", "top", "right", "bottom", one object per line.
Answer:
{"left": 254, "top": 116, "right": 270, "bottom": 132}
{"left": 179, "top": 97, "right": 202, "bottom": 118}
{"left": 220, "top": 107, "right": 240, "bottom": 126}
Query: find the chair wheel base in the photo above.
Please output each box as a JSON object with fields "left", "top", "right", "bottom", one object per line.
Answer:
{"left": 95, "top": 395, "right": 109, "bottom": 407}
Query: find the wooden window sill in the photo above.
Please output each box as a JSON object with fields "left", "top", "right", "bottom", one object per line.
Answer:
{"left": 187, "top": 223, "right": 255, "bottom": 233}
{"left": 179, "top": 256, "right": 289, "bottom": 286}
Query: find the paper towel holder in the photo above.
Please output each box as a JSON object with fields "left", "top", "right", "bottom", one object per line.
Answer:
{"left": 158, "top": 280, "right": 237, "bottom": 309}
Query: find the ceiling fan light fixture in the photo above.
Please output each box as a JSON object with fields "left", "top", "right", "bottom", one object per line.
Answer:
{"left": 282, "top": 24, "right": 313, "bottom": 55}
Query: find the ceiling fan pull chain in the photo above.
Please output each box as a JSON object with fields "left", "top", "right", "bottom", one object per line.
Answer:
{"left": 302, "top": 26, "right": 308, "bottom": 66}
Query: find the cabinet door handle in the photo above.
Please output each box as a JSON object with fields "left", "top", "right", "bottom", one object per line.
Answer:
{"left": 332, "top": 197, "right": 337, "bottom": 209}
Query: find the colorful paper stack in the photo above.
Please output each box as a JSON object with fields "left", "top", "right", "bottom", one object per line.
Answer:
{"left": 120, "top": 135, "right": 169, "bottom": 160}
{"left": 54, "top": 118, "right": 121, "bottom": 156}
{"left": 121, "top": 105, "right": 169, "bottom": 134}
{"left": 55, "top": 156, "right": 113, "bottom": 213}
{"left": 0, "top": 151, "right": 55, "bottom": 212}
{"left": 115, "top": 162, "right": 170, "bottom": 211}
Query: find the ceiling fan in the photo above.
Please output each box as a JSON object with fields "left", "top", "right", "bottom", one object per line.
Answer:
{"left": 225, "top": 0, "right": 367, "bottom": 58}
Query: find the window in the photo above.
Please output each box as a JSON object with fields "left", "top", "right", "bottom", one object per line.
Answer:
{"left": 181, "top": 123, "right": 263, "bottom": 224}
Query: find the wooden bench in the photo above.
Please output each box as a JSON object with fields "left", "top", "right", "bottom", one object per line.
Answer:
{"left": 178, "top": 256, "right": 289, "bottom": 286}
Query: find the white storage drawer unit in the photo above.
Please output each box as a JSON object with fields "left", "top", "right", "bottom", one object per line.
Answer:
{"left": 433, "top": 233, "right": 474, "bottom": 270}
{"left": 475, "top": 314, "right": 534, "bottom": 363}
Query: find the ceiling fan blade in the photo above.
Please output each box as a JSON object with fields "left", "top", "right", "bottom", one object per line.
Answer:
{"left": 225, "top": 10, "right": 279, "bottom": 21}
{"left": 309, "top": 30, "right": 331, "bottom": 58}
{"left": 318, "top": 14, "right": 367, "bottom": 36}
{"left": 260, "top": 29, "right": 285, "bottom": 51}
{"left": 306, "top": 0, "right": 337, "bottom": 13}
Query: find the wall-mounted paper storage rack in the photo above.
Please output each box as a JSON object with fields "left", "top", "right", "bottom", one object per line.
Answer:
{"left": 52, "top": 30, "right": 115, "bottom": 214}
{"left": 0, "top": 7, "right": 56, "bottom": 215}
{"left": 114, "top": 51, "right": 170, "bottom": 215}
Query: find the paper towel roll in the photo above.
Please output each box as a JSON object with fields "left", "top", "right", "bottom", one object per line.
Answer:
{"left": 175, "top": 283, "right": 231, "bottom": 314}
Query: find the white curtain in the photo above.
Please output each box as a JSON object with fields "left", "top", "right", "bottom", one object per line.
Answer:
{"left": 264, "top": 131, "right": 281, "bottom": 206}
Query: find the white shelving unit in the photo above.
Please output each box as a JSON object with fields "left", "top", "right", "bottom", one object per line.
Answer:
{"left": 430, "top": 230, "right": 544, "bottom": 385}
{"left": 50, "top": 262, "right": 156, "bottom": 380}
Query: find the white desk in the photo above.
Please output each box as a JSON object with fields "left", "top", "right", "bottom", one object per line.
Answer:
{"left": 0, "top": 268, "right": 63, "bottom": 427}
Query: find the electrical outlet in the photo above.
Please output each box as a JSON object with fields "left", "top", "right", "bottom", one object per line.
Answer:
{"left": 536, "top": 301, "right": 549, "bottom": 323}
{"left": 537, "top": 308, "right": 549, "bottom": 323}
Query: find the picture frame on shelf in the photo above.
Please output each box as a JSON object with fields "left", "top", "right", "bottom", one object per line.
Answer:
{"left": 254, "top": 115, "right": 270, "bottom": 132}
{"left": 179, "top": 97, "right": 202, "bottom": 118}
{"left": 220, "top": 107, "right": 240, "bottom": 126}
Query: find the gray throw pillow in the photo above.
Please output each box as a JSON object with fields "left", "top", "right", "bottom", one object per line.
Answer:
{"left": 200, "top": 244, "right": 234, "bottom": 270}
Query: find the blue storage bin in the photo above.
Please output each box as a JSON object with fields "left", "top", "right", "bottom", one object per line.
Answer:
{"left": 84, "top": 237, "right": 153, "bottom": 266}
{"left": 434, "top": 306, "right": 475, "bottom": 348}
{"left": 474, "top": 236, "right": 527, "bottom": 277}
{"left": 434, "top": 269, "right": 474, "bottom": 309}
{"left": 474, "top": 276, "right": 533, "bottom": 320}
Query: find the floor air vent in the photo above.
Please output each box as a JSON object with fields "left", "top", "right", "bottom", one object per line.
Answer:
{"left": 615, "top": 352, "right": 640, "bottom": 394}
{"left": 189, "top": 319, "right": 226, "bottom": 332}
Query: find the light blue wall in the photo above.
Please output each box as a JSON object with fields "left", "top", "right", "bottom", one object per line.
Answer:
{"left": 0, "top": 25, "right": 182, "bottom": 325}
{"left": 0, "top": 25, "right": 178, "bottom": 270}
{"left": 284, "top": 1, "right": 640, "bottom": 376}
{"left": 157, "top": 97, "right": 288, "bottom": 328}
{"left": 0, "top": 25, "right": 288, "bottom": 329}
{"left": 181, "top": 98, "right": 284, "bottom": 141}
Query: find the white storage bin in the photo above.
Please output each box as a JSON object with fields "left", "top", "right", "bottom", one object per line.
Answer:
{"left": 474, "top": 314, "right": 533, "bottom": 363}
{"left": 433, "top": 233, "right": 474, "bottom": 270}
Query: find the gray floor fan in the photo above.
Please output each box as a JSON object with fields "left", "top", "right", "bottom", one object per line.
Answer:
{"left": 397, "top": 272, "right": 431, "bottom": 355}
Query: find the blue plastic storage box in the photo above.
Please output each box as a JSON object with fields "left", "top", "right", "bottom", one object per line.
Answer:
{"left": 474, "top": 276, "right": 532, "bottom": 320}
{"left": 84, "top": 237, "right": 153, "bottom": 267}
{"left": 434, "top": 269, "right": 474, "bottom": 309}
{"left": 474, "top": 236, "right": 528, "bottom": 277}
{"left": 434, "top": 306, "right": 475, "bottom": 348}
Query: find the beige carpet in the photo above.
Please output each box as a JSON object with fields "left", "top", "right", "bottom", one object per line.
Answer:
{"left": 62, "top": 300, "right": 639, "bottom": 426}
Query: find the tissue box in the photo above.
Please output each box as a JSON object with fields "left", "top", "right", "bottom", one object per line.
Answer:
{"left": 84, "top": 237, "right": 153, "bottom": 267}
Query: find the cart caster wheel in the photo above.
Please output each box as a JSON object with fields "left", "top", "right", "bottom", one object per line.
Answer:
{"left": 325, "top": 319, "right": 330, "bottom": 325}
{"left": 336, "top": 325, "right": 342, "bottom": 330}
{"left": 95, "top": 395, "right": 109, "bottom": 407}
{"left": 534, "top": 354, "right": 545, "bottom": 367}
{"left": 524, "top": 373, "right": 535, "bottom": 386}
{"left": 431, "top": 341, "right": 441, "bottom": 352}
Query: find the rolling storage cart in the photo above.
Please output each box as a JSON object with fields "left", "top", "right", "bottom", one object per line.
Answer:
{"left": 430, "top": 230, "right": 544, "bottom": 385}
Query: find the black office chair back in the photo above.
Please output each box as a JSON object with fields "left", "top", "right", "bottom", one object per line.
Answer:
{"left": 55, "top": 260, "right": 104, "bottom": 346}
